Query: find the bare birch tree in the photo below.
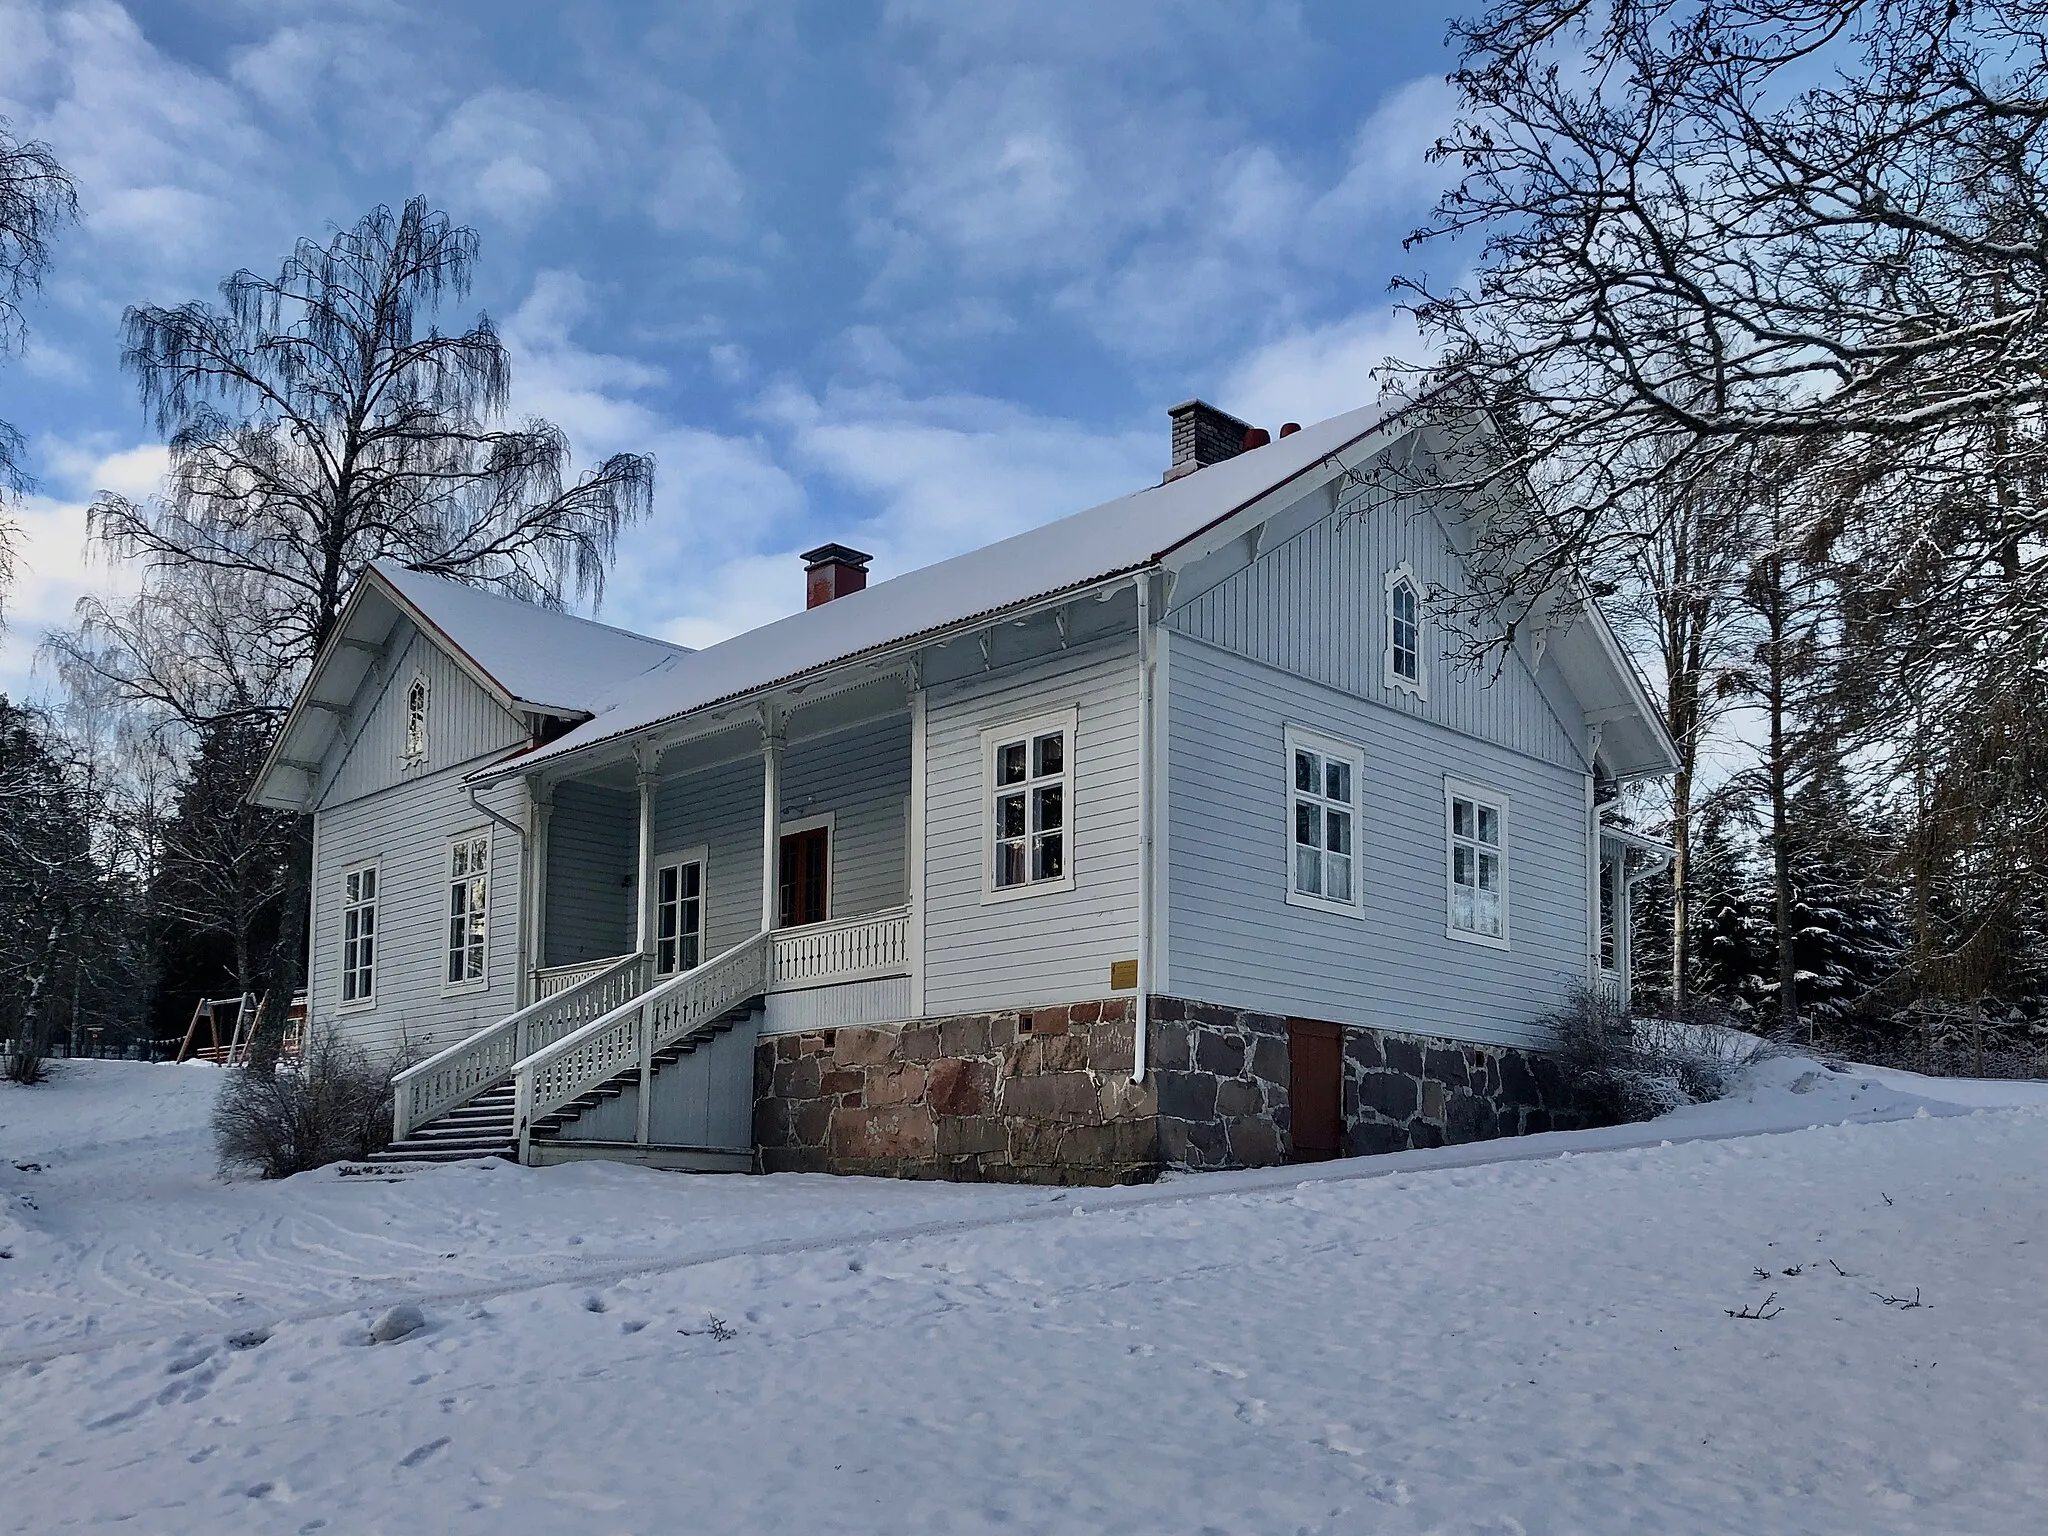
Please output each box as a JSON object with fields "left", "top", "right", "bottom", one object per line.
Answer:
{"left": 67, "top": 197, "right": 655, "bottom": 1065}
{"left": 0, "top": 118, "right": 77, "bottom": 619}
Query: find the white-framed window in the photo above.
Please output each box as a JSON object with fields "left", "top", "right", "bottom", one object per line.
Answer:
{"left": 401, "top": 673, "right": 430, "bottom": 765}
{"left": 653, "top": 849, "right": 706, "bottom": 977}
{"left": 1384, "top": 565, "right": 1426, "bottom": 698}
{"left": 339, "top": 862, "right": 378, "bottom": 1008}
{"left": 1284, "top": 726, "right": 1364, "bottom": 916}
{"left": 1445, "top": 779, "right": 1510, "bottom": 947}
{"left": 444, "top": 831, "right": 490, "bottom": 990}
{"left": 981, "top": 707, "right": 1077, "bottom": 901}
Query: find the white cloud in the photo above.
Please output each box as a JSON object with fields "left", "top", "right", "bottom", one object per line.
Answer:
{"left": 643, "top": 99, "right": 747, "bottom": 238}
{"left": 0, "top": 437, "right": 161, "bottom": 698}
{"left": 1223, "top": 307, "right": 1431, "bottom": 430}
{"left": 758, "top": 381, "right": 1156, "bottom": 577}
{"left": 1309, "top": 73, "right": 1457, "bottom": 230}
{"left": 423, "top": 89, "right": 602, "bottom": 228}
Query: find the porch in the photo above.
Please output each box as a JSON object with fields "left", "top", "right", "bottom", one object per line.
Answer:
{"left": 384, "top": 674, "right": 920, "bottom": 1166}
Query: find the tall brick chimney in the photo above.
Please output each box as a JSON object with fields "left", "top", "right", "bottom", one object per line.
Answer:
{"left": 1164, "top": 399, "right": 1256, "bottom": 482}
{"left": 802, "top": 543, "right": 872, "bottom": 608}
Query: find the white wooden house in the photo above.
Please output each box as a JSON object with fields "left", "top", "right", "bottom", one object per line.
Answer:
{"left": 251, "top": 397, "right": 1676, "bottom": 1182}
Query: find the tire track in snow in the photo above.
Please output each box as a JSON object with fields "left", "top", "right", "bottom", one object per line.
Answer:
{"left": 0, "top": 1102, "right": 1979, "bottom": 1373}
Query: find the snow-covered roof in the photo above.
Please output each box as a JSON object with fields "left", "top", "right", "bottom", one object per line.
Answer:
{"left": 370, "top": 563, "right": 689, "bottom": 716}
{"left": 484, "top": 398, "right": 1407, "bottom": 780}
{"left": 248, "top": 564, "right": 689, "bottom": 811}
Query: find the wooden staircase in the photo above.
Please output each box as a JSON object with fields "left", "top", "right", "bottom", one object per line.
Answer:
{"left": 370, "top": 1003, "right": 759, "bottom": 1164}
{"left": 377, "top": 935, "right": 772, "bottom": 1168}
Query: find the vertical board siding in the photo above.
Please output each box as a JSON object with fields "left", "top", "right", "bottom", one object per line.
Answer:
{"left": 323, "top": 624, "right": 527, "bottom": 809}
{"left": 544, "top": 780, "right": 635, "bottom": 966}
{"left": 922, "top": 636, "right": 1140, "bottom": 1013}
{"left": 1165, "top": 637, "right": 1589, "bottom": 1052}
{"left": 549, "top": 1012, "right": 758, "bottom": 1152}
{"left": 780, "top": 710, "right": 912, "bottom": 921}
{"left": 1168, "top": 480, "right": 1584, "bottom": 773}
{"left": 545, "top": 711, "right": 914, "bottom": 970}
{"left": 309, "top": 768, "right": 525, "bottom": 1062}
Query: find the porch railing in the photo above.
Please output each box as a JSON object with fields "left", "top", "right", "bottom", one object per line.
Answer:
{"left": 533, "top": 957, "right": 626, "bottom": 1000}
{"left": 769, "top": 906, "right": 910, "bottom": 991}
{"left": 392, "top": 951, "right": 649, "bottom": 1141}
{"left": 513, "top": 932, "right": 772, "bottom": 1161}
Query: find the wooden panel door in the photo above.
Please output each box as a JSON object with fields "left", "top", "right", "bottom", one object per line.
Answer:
{"left": 778, "top": 827, "right": 829, "bottom": 928}
{"left": 1287, "top": 1017, "right": 1344, "bottom": 1161}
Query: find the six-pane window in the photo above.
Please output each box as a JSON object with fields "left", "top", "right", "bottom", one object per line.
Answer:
{"left": 1448, "top": 789, "right": 1507, "bottom": 942}
{"left": 340, "top": 864, "right": 376, "bottom": 1004}
{"left": 991, "top": 726, "right": 1067, "bottom": 890}
{"left": 445, "top": 834, "right": 489, "bottom": 986}
{"left": 655, "top": 859, "right": 703, "bottom": 975}
{"left": 1288, "top": 737, "right": 1359, "bottom": 908}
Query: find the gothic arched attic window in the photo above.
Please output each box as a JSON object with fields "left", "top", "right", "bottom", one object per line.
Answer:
{"left": 1384, "top": 566, "right": 1426, "bottom": 699}
{"left": 402, "top": 674, "right": 430, "bottom": 765}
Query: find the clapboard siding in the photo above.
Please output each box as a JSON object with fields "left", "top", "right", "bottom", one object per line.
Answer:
{"left": 1167, "top": 478, "right": 1585, "bottom": 773}
{"left": 544, "top": 780, "right": 635, "bottom": 966}
{"left": 922, "top": 636, "right": 1140, "bottom": 1013}
{"left": 309, "top": 766, "right": 526, "bottom": 1061}
{"left": 1164, "top": 636, "right": 1590, "bottom": 1051}
{"left": 322, "top": 622, "right": 527, "bottom": 810}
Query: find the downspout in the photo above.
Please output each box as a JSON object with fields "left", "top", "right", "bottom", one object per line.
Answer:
{"left": 1132, "top": 570, "right": 1154, "bottom": 1085}
{"left": 1583, "top": 724, "right": 1604, "bottom": 986}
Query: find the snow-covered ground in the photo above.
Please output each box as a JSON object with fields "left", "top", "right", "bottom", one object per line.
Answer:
{"left": 3, "top": 1057, "right": 2045, "bottom": 1534}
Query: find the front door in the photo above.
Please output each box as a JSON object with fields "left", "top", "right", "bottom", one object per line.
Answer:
{"left": 1287, "top": 1017, "right": 1344, "bottom": 1161}
{"left": 778, "top": 826, "right": 829, "bottom": 928}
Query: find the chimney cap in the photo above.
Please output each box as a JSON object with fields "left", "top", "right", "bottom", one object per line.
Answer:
{"left": 800, "top": 542, "right": 873, "bottom": 569}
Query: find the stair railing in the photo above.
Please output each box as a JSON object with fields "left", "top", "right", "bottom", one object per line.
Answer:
{"left": 392, "top": 951, "right": 649, "bottom": 1142}
{"left": 512, "top": 931, "right": 771, "bottom": 1162}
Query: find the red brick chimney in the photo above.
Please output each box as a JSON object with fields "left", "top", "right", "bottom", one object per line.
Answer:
{"left": 802, "top": 543, "right": 872, "bottom": 608}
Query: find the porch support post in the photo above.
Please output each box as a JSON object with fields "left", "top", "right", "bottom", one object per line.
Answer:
{"left": 907, "top": 668, "right": 926, "bottom": 1018}
{"left": 634, "top": 755, "right": 658, "bottom": 1148}
{"left": 759, "top": 703, "right": 784, "bottom": 934}
{"left": 634, "top": 758, "right": 658, "bottom": 956}
{"left": 524, "top": 780, "right": 554, "bottom": 1010}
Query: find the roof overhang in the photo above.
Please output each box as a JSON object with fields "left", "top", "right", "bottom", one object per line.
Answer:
{"left": 248, "top": 566, "right": 580, "bottom": 812}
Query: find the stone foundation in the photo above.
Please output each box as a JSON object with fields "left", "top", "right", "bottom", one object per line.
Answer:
{"left": 752, "top": 995, "right": 1603, "bottom": 1183}
{"left": 753, "top": 999, "right": 1161, "bottom": 1184}
{"left": 1341, "top": 1025, "right": 1597, "bottom": 1155}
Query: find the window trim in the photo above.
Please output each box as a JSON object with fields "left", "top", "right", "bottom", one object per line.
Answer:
{"left": 338, "top": 859, "right": 380, "bottom": 1012}
{"left": 1283, "top": 725, "right": 1367, "bottom": 919}
{"left": 1383, "top": 564, "right": 1427, "bottom": 700}
{"left": 775, "top": 814, "right": 835, "bottom": 928}
{"left": 441, "top": 827, "right": 492, "bottom": 995}
{"left": 651, "top": 843, "right": 710, "bottom": 977}
{"left": 1444, "top": 777, "right": 1511, "bottom": 950}
{"left": 401, "top": 672, "right": 430, "bottom": 767}
{"left": 979, "top": 706, "right": 1079, "bottom": 904}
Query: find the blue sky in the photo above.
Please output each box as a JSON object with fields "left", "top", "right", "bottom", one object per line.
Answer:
{"left": 0, "top": 0, "right": 1462, "bottom": 698}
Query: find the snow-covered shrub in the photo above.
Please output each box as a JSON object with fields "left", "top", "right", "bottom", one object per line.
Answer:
{"left": 1549, "top": 986, "right": 1776, "bottom": 1122}
{"left": 212, "top": 1029, "right": 401, "bottom": 1178}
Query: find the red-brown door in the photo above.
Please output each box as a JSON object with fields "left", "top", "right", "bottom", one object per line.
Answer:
{"left": 778, "top": 826, "right": 829, "bottom": 928}
{"left": 1288, "top": 1017, "right": 1344, "bottom": 1161}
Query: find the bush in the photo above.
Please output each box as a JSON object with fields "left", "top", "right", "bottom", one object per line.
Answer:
{"left": 1549, "top": 986, "right": 1778, "bottom": 1123}
{"left": 212, "top": 1029, "right": 401, "bottom": 1178}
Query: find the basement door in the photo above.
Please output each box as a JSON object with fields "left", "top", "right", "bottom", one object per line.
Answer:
{"left": 1287, "top": 1017, "right": 1344, "bottom": 1161}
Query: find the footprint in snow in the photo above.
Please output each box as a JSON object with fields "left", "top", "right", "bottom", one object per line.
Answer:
{"left": 398, "top": 1437, "right": 450, "bottom": 1468}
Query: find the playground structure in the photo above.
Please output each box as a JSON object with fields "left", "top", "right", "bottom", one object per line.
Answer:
{"left": 174, "top": 991, "right": 308, "bottom": 1066}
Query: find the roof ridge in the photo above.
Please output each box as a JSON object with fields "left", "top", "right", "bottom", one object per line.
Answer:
{"left": 370, "top": 561, "right": 689, "bottom": 653}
